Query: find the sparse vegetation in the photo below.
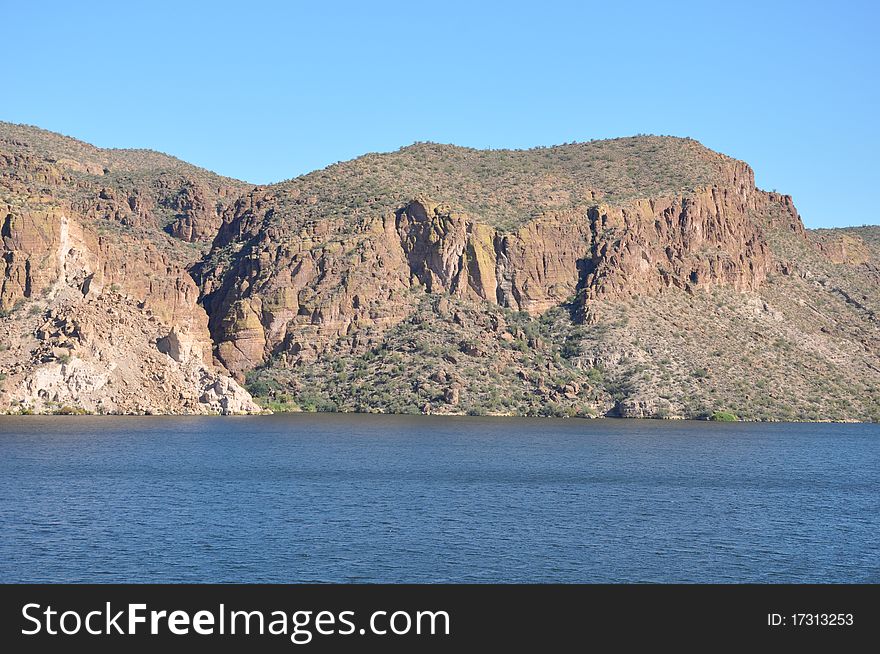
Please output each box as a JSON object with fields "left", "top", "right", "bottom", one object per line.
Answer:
{"left": 53, "top": 405, "right": 88, "bottom": 415}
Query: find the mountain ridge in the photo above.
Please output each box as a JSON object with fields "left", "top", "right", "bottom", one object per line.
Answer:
{"left": 1, "top": 120, "right": 730, "bottom": 189}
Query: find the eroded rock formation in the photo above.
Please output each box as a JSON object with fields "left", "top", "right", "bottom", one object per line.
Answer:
{"left": 0, "top": 126, "right": 260, "bottom": 414}
{"left": 199, "top": 157, "right": 803, "bottom": 377}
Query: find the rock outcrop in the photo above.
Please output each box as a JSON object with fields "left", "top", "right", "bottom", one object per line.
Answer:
{"left": 0, "top": 125, "right": 260, "bottom": 414}
{"left": 2, "top": 294, "right": 259, "bottom": 414}
{"left": 200, "top": 158, "right": 797, "bottom": 376}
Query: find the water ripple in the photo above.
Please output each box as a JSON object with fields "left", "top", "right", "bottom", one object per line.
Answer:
{"left": 0, "top": 415, "right": 877, "bottom": 582}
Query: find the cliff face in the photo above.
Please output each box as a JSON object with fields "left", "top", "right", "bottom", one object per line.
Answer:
{"left": 1, "top": 203, "right": 209, "bottom": 333}
{"left": 0, "top": 125, "right": 259, "bottom": 414}
{"left": 0, "top": 122, "right": 877, "bottom": 420}
{"left": 200, "top": 156, "right": 798, "bottom": 378}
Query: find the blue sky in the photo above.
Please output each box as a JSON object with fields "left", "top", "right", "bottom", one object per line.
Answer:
{"left": 2, "top": 0, "right": 877, "bottom": 228}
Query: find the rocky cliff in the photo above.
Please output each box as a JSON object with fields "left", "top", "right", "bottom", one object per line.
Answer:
{"left": 1, "top": 123, "right": 877, "bottom": 420}
{"left": 0, "top": 125, "right": 259, "bottom": 414}
{"left": 197, "top": 152, "right": 795, "bottom": 377}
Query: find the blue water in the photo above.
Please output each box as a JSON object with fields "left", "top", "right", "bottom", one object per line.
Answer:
{"left": 0, "top": 415, "right": 877, "bottom": 583}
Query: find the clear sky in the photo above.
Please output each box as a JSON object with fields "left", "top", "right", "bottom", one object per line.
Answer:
{"left": 3, "top": 0, "right": 877, "bottom": 228}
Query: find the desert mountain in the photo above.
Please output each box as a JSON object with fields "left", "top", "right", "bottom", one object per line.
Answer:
{"left": 1, "top": 122, "right": 877, "bottom": 420}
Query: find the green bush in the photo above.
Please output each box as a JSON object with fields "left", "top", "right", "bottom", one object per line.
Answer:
{"left": 709, "top": 410, "right": 738, "bottom": 422}
{"left": 586, "top": 367, "right": 604, "bottom": 384}
{"left": 54, "top": 405, "right": 87, "bottom": 415}
{"left": 560, "top": 339, "right": 581, "bottom": 359}
{"left": 245, "top": 376, "right": 272, "bottom": 397}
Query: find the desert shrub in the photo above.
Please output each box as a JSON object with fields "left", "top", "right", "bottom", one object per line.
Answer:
{"left": 560, "top": 339, "right": 581, "bottom": 359}
{"left": 245, "top": 375, "right": 272, "bottom": 397}
{"left": 54, "top": 405, "right": 87, "bottom": 415}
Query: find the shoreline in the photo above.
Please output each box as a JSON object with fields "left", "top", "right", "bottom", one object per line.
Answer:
{"left": 0, "top": 409, "right": 871, "bottom": 424}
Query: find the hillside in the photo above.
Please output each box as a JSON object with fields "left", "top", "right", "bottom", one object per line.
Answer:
{"left": 251, "top": 136, "right": 726, "bottom": 233}
{"left": 0, "top": 123, "right": 258, "bottom": 414}
{"left": 0, "top": 122, "right": 877, "bottom": 420}
{"left": 0, "top": 122, "right": 251, "bottom": 248}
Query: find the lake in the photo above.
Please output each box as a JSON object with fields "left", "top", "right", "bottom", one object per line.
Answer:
{"left": 0, "top": 415, "right": 877, "bottom": 583}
